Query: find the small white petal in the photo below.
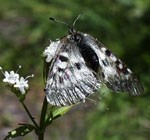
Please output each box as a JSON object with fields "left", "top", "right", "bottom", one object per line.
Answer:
{"left": 14, "top": 77, "right": 29, "bottom": 94}
{"left": 3, "top": 78, "right": 9, "bottom": 83}
{"left": 20, "top": 77, "right": 25, "bottom": 82}
{"left": 20, "top": 87, "right": 26, "bottom": 94}
{"left": 24, "top": 84, "right": 29, "bottom": 89}
{"left": 4, "top": 71, "right": 9, "bottom": 77}
{"left": 3, "top": 71, "right": 19, "bottom": 84}
{"left": 10, "top": 71, "right": 15, "bottom": 74}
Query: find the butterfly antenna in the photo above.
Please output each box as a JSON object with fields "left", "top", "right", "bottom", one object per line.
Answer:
{"left": 49, "top": 17, "right": 71, "bottom": 28}
{"left": 72, "top": 12, "right": 82, "bottom": 27}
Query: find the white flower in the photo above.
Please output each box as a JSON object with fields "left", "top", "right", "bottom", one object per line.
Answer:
{"left": 3, "top": 71, "right": 19, "bottom": 85}
{"left": 0, "top": 66, "right": 34, "bottom": 95}
{"left": 14, "top": 77, "right": 29, "bottom": 94}
{"left": 0, "top": 66, "right": 21, "bottom": 85}
{"left": 43, "top": 41, "right": 60, "bottom": 62}
{"left": 14, "top": 74, "right": 34, "bottom": 94}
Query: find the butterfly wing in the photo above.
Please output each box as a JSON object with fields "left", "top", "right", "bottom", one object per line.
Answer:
{"left": 44, "top": 39, "right": 101, "bottom": 106}
{"left": 79, "top": 33, "right": 144, "bottom": 95}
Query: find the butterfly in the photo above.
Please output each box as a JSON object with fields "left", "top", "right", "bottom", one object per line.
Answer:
{"left": 43, "top": 13, "right": 144, "bottom": 106}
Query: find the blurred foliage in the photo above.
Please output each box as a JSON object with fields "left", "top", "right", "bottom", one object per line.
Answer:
{"left": 0, "top": 0, "right": 149, "bottom": 140}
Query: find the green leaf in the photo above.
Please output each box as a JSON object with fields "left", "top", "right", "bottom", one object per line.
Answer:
{"left": 4, "top": 124, "right": 35, "bottom": 140}
{"left": 52, "top": 106, "right": 73, "bottom": 117}
{"left": 45, "top": 106, "right": 73, "bottom": 126}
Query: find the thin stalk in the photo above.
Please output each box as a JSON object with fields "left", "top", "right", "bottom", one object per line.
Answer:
{"left": 38, "top": 96, "right": 48, "bottom": 140}
{"left": 21, "top": 102, "right": 39, "bottom": 128}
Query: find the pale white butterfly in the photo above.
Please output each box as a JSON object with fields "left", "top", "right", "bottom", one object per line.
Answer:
{"left": 43, "top": 14, "right": 143, "bottom": 106}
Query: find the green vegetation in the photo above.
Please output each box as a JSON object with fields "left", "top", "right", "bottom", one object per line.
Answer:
{"left": 0, "top": 0, "right": 149, "bottom": 140}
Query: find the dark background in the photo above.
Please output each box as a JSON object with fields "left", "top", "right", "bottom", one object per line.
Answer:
{"left": 0, "top": 0, "right": 149, "bottom": 140}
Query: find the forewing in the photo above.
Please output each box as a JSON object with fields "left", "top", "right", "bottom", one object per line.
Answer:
{"left": 45, "top": 41, "right": 101, "bottom": 106}
{"left": 82, "top": 34, "right": 143, "bottom": 95}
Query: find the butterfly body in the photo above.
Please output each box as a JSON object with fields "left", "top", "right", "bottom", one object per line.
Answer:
{"left": 43, "top": 21, "right": 143, "bottom": 106}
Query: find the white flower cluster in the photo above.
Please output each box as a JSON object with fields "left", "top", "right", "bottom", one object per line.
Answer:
{"left": 0, "top": 66, "right": 34, "bottom": 94}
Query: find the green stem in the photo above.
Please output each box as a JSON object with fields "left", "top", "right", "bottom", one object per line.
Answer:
{"left": 21, "top": 102, "right": 39, "bottom": 128}
{"left": 38, "top": 96, "right": 48, "bottom": 140}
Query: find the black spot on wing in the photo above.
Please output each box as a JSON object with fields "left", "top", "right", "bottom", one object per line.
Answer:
{"left": 59, "top": 55, "right": 68, "bottom": 62}
{"left": 78, "top": 44, "right": 100, "bottom": 73}
{"left": 115, "top": 59, "right": 121, "bottom": 65}
{"left": 102, "top": 59, "right": 109, "bottom": 67}
{"left": 105, "top": 49, "right": 111, "bottom": 56}
{"left": 75, "top": 62, "right": 81, "bottom": 70}
{"left": 122, "top": 66, "right": 130, "bottom": 75}
{"left": 102, "top": 72, "right": 105, "bottom": 78}
{"left": 59, "top": 76, "right": 63, "bottom": 83}
{"left": 58, "top": 67, "right": 64, "bottom": 72}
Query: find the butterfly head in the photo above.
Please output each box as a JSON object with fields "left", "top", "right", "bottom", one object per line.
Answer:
{"left": 49, "top": 13, "right": 83, "bottom": 43}
{"left": 68, "top": 28, "right": 83, "bottom": 43}
{"left": 68, "top": 27, "right": 76, "bottom": 34}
